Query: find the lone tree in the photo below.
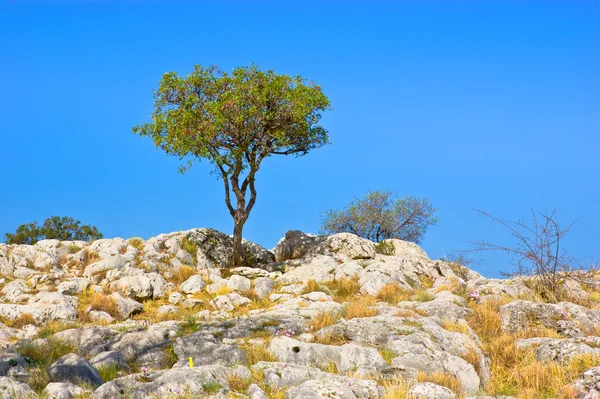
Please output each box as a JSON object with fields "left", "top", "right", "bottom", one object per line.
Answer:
{"left": 134, "top": 65, "right": 331, "bottom": 265}
{"left": 320, "top": 190, "right": 438, "bottom": 243}
{"left": 5, "top": 216, "right": 103, "bottom": 245}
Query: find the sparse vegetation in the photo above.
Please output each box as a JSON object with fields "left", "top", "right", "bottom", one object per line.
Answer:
{"left": 320, "top": 190, "right": 438, "bottom": 243}
{"left": 5, "top": 216, "right": 102, "bottom": 245}
{"left": 376, "top": 283, "right": 410, "bottom": 304}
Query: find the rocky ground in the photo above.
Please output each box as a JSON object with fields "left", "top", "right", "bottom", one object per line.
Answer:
{"left": 0, "top": 228, "right": 598, "bottom": 399}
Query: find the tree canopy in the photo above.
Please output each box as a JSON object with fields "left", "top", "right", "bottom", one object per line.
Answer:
{"left": 4, "top": 216, "right": 103, "bottom": 245}
{"left": 133, "top": 65, "right": 331, "bottom": 265}
{"left": 320, "top": 190, "right": 438, "bottom": 243}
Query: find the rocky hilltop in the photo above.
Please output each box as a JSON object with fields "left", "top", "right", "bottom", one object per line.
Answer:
{"left": 0, "top": 228, "right": 598, "bottom": 399}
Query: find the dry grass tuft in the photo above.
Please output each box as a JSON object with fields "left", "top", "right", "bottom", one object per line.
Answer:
{"left": 376, "top": 284, "right": 411, "bottom": 304}
{"left": 381, "top": 377, "right": 411, "bottom": 399}
{"left": 170, "top": 265, "right": 197, "bottom": 286}
{"left": 301, "top": 279, "right": 324, "bottom": 294}
{"left": 241, "top": 342, "right": 277, "bottom": 365}
{"left": 441, "top": 319, "right": 470, "bottom": 335}
{"left": 216, "top": 285, "right": 232, "bottom": 296}
{"left": 343, "top": 301, "right": 377, "bottom": 319}
{"left": 313, "top": 331, "right": 350, "bottom": 346}
{"left": 324, "top": 277, "right": 361, "bottom": 301}
{"left": 417, "top": 371, "right": 463, "bottom": 395}
{"left": 467, "top": 298, "right": 507, "bottom": 342}
{"left": 128, "top": 237, "right": 144, "bottom": 251}
{"left": 89, "top": 292, "right": 120, "bottom": 318}
{"left": 1, "top": 313, "right": 36, "bottom": 328}
{"left": 227, "top": 373, "right": 252, "bottom": 392}
{"left": 307, "top": 311, "right": 341, "bottom": 331}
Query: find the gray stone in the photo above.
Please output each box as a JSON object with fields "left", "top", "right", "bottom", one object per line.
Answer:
{"left": 44, "top": 382, "right": 90, "bottom": 399}
{"left": 409, "top": 382, "right": 455, "bottom": 399}
{"left": 90, "top": 351, "right": 130, "bottom": 372}
{"left": 0, "top": 376, "right": 37, "bottom": 399}
{"left": 179, "top": 275, "right": 206, "bottom": 294}
{"left": 47, "top": 353, "right": 103, "bottom": 387}
{"left": 227, "top": 275, "right": 251, "bottom": 293}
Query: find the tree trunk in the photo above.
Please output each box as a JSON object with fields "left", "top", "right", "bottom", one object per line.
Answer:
{"left": 231, "top": 216, "right": 246, "bottom": 266}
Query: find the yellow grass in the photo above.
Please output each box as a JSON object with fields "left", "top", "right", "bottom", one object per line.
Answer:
{"left": 343, "top": 301, "right": 377, "bottom": 319}
{"left": 376, "top": 284, "right": 411, "bottom": 304}
{"left": 170, "top": 265, "right": 197, "bottom": 286}
{"left": 381, "top": 377, "right": 411, "bottom": 399}
{"left": 441, "top": 319, "right": 470, "bottom": 335}
{"left": 417, "top": 371, "right": 462, "bottom": 395}
{"left": 307, "top": 311, "right": 340, "bottom": 331}
{"left": 324, "top": 277, "right": 361, "bottom": 301}
{"left": 301, "top": 279, "right": 323, "bottom": 294}
{"left": 240, "top": 342, "right": 277, "bottom": 365}
{"left": 226, "top": 373, "right": 252, "bottom": 392}
{"left": 1, "top": 313, "right": 35, "bottom": 328}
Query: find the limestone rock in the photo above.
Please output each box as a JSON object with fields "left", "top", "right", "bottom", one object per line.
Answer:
{"left": 47, "top": 353, "right": 103, "bottom": 387}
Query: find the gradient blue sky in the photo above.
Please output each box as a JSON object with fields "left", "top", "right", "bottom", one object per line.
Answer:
{"left": 1, "top": 1, "right": 598, "bottom": 277}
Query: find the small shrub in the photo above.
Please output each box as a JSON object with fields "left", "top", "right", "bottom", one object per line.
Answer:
{"left": 375, "top": 240, "right": 395, "bottom": 256}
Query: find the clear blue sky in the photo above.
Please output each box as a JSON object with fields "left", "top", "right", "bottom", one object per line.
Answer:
{"left": 1, "top": 1, "right": 598, "bottom": 277}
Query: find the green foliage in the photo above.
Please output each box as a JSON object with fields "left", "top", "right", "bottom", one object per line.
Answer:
{"left": 375, "top": 240, "right": 395, "bottom": 255}
{"left": 5, "top": 216, "right": 103, "bottom": 245}
{"left": 133, "top": 64, "right": 331, "bottom": 265}
{"left": 180, "top": 235, "right": 198, "bottom": 262}
{"left": 321, "top": 190, "right": 438, "bottom": 243}
{"left": 97, "top": 364, "right": 120, "bottom": 382}
{"left": 17, "top": 337, "right": 75, "bottom": 368}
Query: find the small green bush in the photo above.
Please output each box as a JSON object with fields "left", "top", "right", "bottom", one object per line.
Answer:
{"left": 375, "top": 240, "right": 395, "bottom": 256}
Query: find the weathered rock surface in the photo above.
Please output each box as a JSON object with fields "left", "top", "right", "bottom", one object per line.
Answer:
{"left": 47, "top": 353, "right": 104, "bottom": 387}
{"left": 0, "top": 228, "right": 598, "bottom": 399}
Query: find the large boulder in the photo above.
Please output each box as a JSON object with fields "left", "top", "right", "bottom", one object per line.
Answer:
{"left": 48, "top": 354, "right": 103, "bottom": 387}
{"left": 0, "top": 377, "right": 36, "bottom": 399}
{"left": 108, "top": 273, "right": 167, "bottom": 300}
{"left": 187, "top": 228, "right": 275, "bottom": 268}
{"left": 568, "top": 366, "right": 600, "bottom": 399}
{"left": 499, "top": 300, "right": 600, "bottom": 337}
{"left": 0, "top": 292, "right": 78, "bottom": 323}
{"left": 274, "top": 230, "right": 320, "bottom": 262}
{"left": 179, "top": 275, "right": 205, "bottom": 294}
{"left": 269, "top": 336, "right": 386, "bottom": 376}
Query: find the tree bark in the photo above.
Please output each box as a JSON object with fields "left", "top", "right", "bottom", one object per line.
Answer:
{"left": 232, "top": 216, "right": 246, "bottom": 266}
